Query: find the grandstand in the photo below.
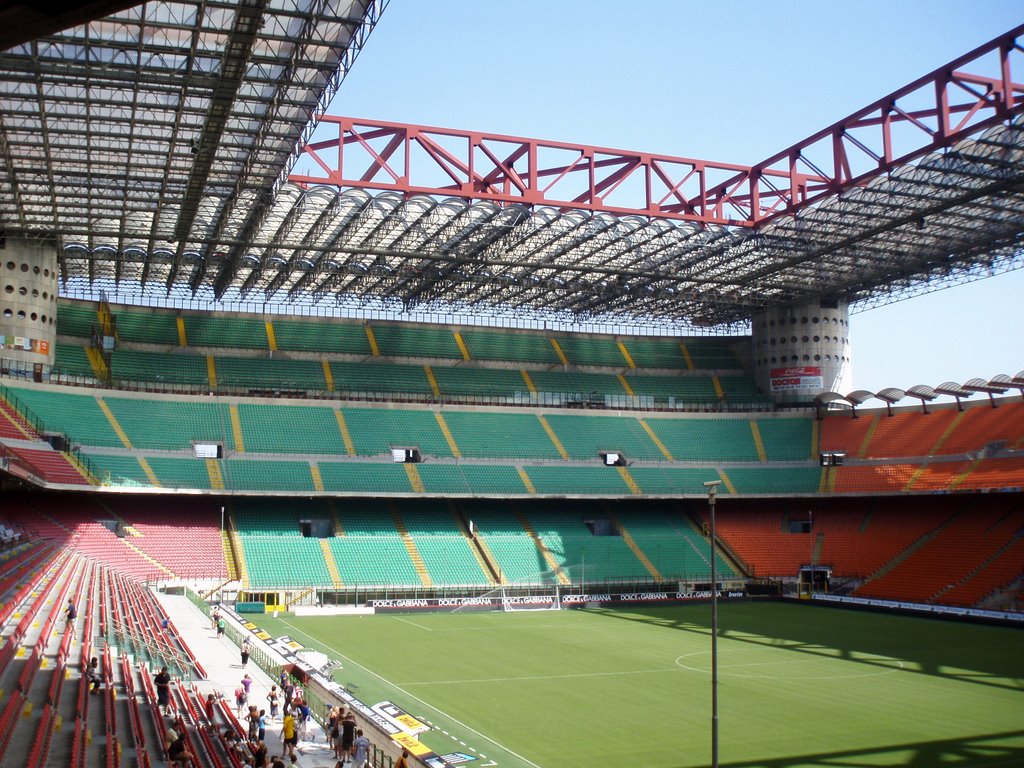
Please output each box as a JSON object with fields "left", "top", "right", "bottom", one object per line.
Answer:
{"left": 0, "top": 4, "right": 1022, "bottom": 768}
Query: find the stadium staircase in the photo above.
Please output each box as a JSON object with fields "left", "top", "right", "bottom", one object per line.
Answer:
{"left": 856, "top": 498, "right": 1024, "bottom": 604}
{"left": 0, "top": 545, "right": 222, "bottom": 768}
{"left": 388, "top": 503, "right": 433, "bottom": 587}
{"left": 605, "top": 511, "right": 662, "bottom": 581}
{"left": 683, "top": 506, "right": 748, "bottom": 578}
{"left": 855, "top": 505, "right": 966, "bottom": 593}
{"left": 450, "top": 501, "right": 502, "bottom": 585}
{"left": 512, "top": 506, "right": 572, "bottom": 586}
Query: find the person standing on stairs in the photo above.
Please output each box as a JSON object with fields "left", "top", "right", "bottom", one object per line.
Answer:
{"left": 64, "top": 597, "right": 77, "bottom": 639}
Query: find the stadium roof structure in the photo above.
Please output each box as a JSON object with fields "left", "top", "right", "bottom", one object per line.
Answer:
{"left": 0, "top": 0, "right": 387, "bottom": 291}
{"left": 1, "top": 10, "right": 1023, "bottom": 327}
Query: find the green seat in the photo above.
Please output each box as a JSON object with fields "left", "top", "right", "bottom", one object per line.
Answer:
{"left": 331, "top": 361, "right": 432, "bottom": 396}
{"left": 221, "top": 460, "right": 316, "bottom": 492}
{"left": 720, "top": 375, "right": 770, "bottom": 404}
{"left": 342, "top": 407, "right": 453, "bottom": 457}
{"left": 524, "top": 465, "right": 633, "bottom": 495}
{"left": 272, "top": 319, "right": 372, "bottom": 354}
{"left": 57, "top": 302, "right": 98, "bottom": 338}
{"left": 54, "top": 344, "right": 96, "bottom": 378}
{"left": 529, "top": 370, "right": 626, "bottom": 401}
{"left": 552, "top": 335, "right": 628, "bottom": 367}
{"left": 618, "top": 505, "right": 737, "bottom": 581}
{"left": 460, "top": 329, "right": 559, "bottom": 364}
{"left": 184, "top": 315, "right": 268, "bottom": 349}
{"left": 147, "top": 457, "right": 214, "bottom": 489}
{"left": 726, "top": 466, "right": 820, "bottom": 494}
{"left": 684, "top": 339, "right": 746, "bottom": 369}
{"left": 111, "top": 350, "right": 208, "bottom": 386}
{"left": 84, "top": 453, "right": 154, "bottom": 488}
{"left": 644, "top": 418, "right": 759, "bottom": 462}
{"left": 112, "top": 309, "right": 182, "bottom": 345}
{"left": 330, "top": 536, "right": 420, "bottom": 586}
{"left": 543, "top": 413, "right": 665, "bottom": 461}
{"left": 618, "top": 337, "right": 689, "bottom": 369}
{"left": 622, "top": 373, "right": 719, "bottom": 404}
{"left": 431, "top": 367, "right": 529, "bottom": 399}
{"left": 318, "top": 462, "right": 415, "bottom": 494}
{"left": 216, "top": 357, "right": 326, "bottom": 391}
{"left": 371, "top": 325, "right": 462, "bottom": 359}
{"left": 104, "top": 397, "right": 233, "bottom": 450}
{"left": 416, "top": 464, "right": 529, "bottom": 494}
{"left": 442, "top": 411, "right": 562, "bottom": 459}
{"left": 757, "top": 418, "right": 814, "bottom": 461}
{"left": 628, "top": 467, "right": 726, "bottom": 495}
{"left": 6, "top": 386, "right": 122, "bottom": 447}
{"left": 240, "top": 537, "right": 332, "bottom": 588}
{"left": 236, "top": 404, "right": 346, "bottom": 454}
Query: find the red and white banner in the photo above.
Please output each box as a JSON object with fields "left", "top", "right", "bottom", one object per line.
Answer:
{"left": 770, "top": 366, "right": 823, "bottom": 392}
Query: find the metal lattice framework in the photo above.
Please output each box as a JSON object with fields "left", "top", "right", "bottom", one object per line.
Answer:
{"left": 1, "top": 10, "right": 1023, "bottom": 327}
{"left": 0, "top": 0, "right": 387, "bottom": 291}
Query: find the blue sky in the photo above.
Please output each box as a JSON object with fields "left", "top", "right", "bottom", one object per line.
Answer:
{"left": 326, "top": 1, "right": 1024, "bottom": 394}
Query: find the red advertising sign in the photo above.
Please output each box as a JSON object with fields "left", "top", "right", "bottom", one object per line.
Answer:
{"left": 770, "top": 366, "right": 823, "bottom": 392}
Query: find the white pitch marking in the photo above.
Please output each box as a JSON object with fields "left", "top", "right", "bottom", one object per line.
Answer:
{"left": 674, "top": 650, "right": 906, "bottom": 680}
{"left": 397, "top": 666, "right": 679, "bottom": 686}
{"left": 394, "top": 616, "right": 433, "bottom": 632}
{"left": 281, "top": 620, "right": 544, "bottom": 768}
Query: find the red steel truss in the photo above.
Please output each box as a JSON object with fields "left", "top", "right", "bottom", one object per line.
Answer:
{"left": 291, "top": 24, "right": 1024, "bottom": 227}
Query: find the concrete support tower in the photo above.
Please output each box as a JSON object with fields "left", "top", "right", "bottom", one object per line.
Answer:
{"left": 751, "top": 299, "right": 852, "bottom": 404}
{"left": 0, "top": 237, "right": 59, "bottom": 373}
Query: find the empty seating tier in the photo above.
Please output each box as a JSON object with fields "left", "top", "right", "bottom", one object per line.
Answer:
{"left": 110, "top": 307, "right": 182, "bottom": 345}
{"left": 459, "top": 329, "right": 559, "bottom": 364}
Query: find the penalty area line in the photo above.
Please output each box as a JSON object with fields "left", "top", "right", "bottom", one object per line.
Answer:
{"left": 280, "top": 619, "right": 545, "bottom": 768}
{"left": 393, "top": 616, "right": 433, "bottom": 632}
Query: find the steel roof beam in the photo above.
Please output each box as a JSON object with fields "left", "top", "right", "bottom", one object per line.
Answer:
{"left": 291, "top": 26, "right": 1024, "bottom": 229}
{"left": 173, "top": 0, "right": 266, "bottom": 243}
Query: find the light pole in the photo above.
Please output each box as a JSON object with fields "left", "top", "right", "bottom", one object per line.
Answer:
{"left": 703, "top": 479, "right": 722, "bottom": 768}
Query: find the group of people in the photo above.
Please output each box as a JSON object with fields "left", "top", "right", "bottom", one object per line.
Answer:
{"left": 211, "top": 605, "right": 226, "bottom": 637}
{"left": 325, "top": 706, "right": 358, "bottom": 762}
{"left": 159, "top": 610, "right": 385, "bottom": 768}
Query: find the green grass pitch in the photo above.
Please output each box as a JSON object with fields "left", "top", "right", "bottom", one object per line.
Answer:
{"left": 253, "top": 601, "right": 1024, "bottom": 767}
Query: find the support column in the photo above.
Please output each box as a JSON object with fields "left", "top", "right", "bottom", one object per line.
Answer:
{"left": 0, "top": 237, "right": 58, "bottom": 374}
{"left": 752, "top": 299, "right": 852, "bottom": 404}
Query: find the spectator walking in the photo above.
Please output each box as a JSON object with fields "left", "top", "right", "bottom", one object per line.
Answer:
{"left": 267, "top": 685, "right": 280, "bottom": 722}
{"left": 242, "top": 673, "right": 253, "bottom": 700}
{"left": 351, "top": 729, "right": 369, "bottom": 768}
{"left": 296, "top": 699, "right": 311, "bottom": 742}
{"left": 327, "top": 706, "right": 341, "bottom": 758}
{"left": 281, "top": 711, "right": 298, "bottom": 759}
{"left": 247, "top": 705, "right": 259, "bottom": 741}
{"left": 155, "top": 666, "right": 171, "bottom": 716}
{"left": 282, "top": 679, "right": 294, "bottom": 716}
{"left": 64, "top": 598, "right": 77, "bottom": 639}
{"left": 235, "top": 683, "right": 248, "bottom": 716}
{"left": 340, "top": 710, "right": 356, "bottom": 762}
{"left": 241, "top": 637, "right": 251, "bottom": 668}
